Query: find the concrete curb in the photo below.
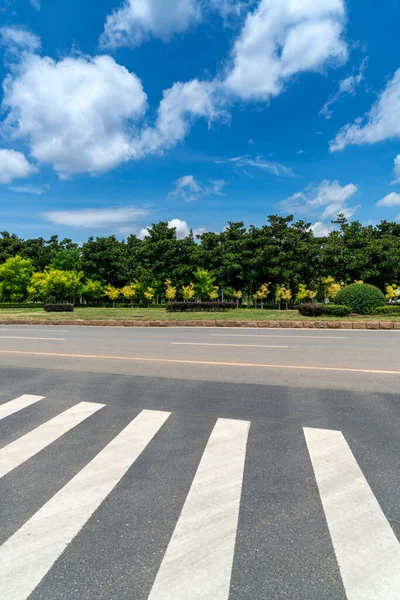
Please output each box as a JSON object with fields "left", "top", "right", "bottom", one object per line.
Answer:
{"left": 0, "top": 319, "right": 399, "bottom": 329}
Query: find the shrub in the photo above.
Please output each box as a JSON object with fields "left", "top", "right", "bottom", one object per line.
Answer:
{"left": 372, "top": 305, "right": 400, "bottom": 316}
{"left": 334, "top": 284, "right": 385, "bottom": 315}
{"left": 44, "top": 303, "right": 74, "bottom": 312}
{"left": 322, "top": 304, "right": 352, "bottom": 317}
{"left": 297, "top": 303, "right": 324, "bottom": 317}
{"left": 167, "top": 301, "right": 236, "bottom": 312}
{"left": 0, "top": 302, "right": 44, "bottom": 309}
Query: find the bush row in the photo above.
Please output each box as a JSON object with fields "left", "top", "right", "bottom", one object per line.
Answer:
{"left": 298, "top": 303, "right": 352, "bottom": 317}
{"left": 44, "top": 304, "right": 74, "bottom": 312}
{"left": 0, "top": 302, "right": 44, "bottom": 309}
{"left": 167, "top": 301, "right": 237, "bottom": 312}
{"left": 372, "top": 305, "right": 400, "bottom": 315}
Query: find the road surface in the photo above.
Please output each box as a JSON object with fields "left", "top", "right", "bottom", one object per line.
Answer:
{"left": 0, "top": 325, "right": 399, "bottom": 599}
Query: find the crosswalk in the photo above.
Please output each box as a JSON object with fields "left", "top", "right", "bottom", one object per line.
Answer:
{"left": 0, "top": 393, "right": 399, "bottom": 600}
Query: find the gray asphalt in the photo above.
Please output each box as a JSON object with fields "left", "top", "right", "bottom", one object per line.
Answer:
{"left": 0, "top": 326, "right": 399, "bottom": 599}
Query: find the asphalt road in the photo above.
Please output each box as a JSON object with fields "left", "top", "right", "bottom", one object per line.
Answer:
{"left": 0, "top": 325, "right": 400, "bottom": 599}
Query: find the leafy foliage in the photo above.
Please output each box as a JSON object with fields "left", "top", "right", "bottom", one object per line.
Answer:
{"left": 167, "top": 302, "right": 236, "bottom": 312}
{"left": 335, "top": 283, "right": 386, "bottom": 315}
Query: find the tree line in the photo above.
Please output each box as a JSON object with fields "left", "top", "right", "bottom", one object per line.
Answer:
{"left": 0, "top": 214, "right": 400, "bottom": 305}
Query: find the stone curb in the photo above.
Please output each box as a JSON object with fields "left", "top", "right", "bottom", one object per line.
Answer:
{"left": 0, "top": 318, "right": 398, "bottom": 329}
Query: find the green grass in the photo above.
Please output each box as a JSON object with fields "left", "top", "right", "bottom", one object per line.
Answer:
{"left": 0, "top": 307, "right": 399, "bottom": 322}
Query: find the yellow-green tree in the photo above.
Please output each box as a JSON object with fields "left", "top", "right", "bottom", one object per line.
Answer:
{"left": 255, "top": 283, "right": 270, "bottom": 309}
{"left": 83, "top": 279, "right": 104, "bottom": 303}
{"left": 164, "top": 279, "right": 177, "bottom": 302}
{"left": 208, "top": 286, "right": 219, "bottom": 301}
{"left": 144, "top": 286, "right": 155, "bottom": 306}
{"left": 386, "top": 284, "right": 399, "bottom": 301}
{"left": 28, "top": 269, "right": 84, "bottom": 303}
{"left": 105, "top": 284, "right": 120, "bottom": 308}
{"left": 276, "top": 285, "right": 292, "bottom": 310}
{"left": 322, "top": 276, "right": 343, "bottom": 302}
{"left": 121, "top": 283, "right": 137, "bottom": 306}
{"left": 296, "top": 283, "right": 317, "bottom": 303}
{"left": 182, "top": 282, "right": 195, "bottom": 301}
{"left": 0, "top": 256, "right": 34, "bottom": 302}
{"left": 233, "top": 289, "right": 243, "bottom": 308}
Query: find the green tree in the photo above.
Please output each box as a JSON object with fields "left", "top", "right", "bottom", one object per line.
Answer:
{"left": 0, "top": 256, "right": 34, "bottom": 301}
{"left": 50, "top": 248, "right": 81, "bottom": 271}
{"left": 81, "top": 236, "right": 128, "bottom": 287}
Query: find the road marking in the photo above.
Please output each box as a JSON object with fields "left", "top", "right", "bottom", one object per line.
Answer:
{"left": 171, "top": 342, "right": 289, "bottom": 349}
{"left": 148, "top": 418, "right": 250, "bottom": 600}
{"left": 0, "top": 409, "right": 170, "bottom": 600}
{"left": 0, "top": 394, "right": 45, "bottom": 421}
{"left": 0, "top": 402, "right": 104, "bottom": 479}
{"left": 211, "top": 334, "right": 347, "bottom": 340}
{"left": 0, "top": 329, "right": 69, "bottom": 333}
{"left": 0, "top": 349, "right": 399, "bottom": 375}
{"left": 0, "top": 336, "right": 65, "bottom": 341}
{"left": 304, "top": 428, "right": 400, "bottom": 600}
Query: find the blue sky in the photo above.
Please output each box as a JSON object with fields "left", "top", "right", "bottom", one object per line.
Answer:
{"left": 0, "top": 0, "right": 400, "bottom": 241}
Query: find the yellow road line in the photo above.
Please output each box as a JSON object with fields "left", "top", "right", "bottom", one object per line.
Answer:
{"left": 0, "top": 349, "right": 399, "bottom": 375}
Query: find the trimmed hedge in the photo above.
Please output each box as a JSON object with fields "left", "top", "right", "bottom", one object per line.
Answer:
{"left": 297, "top": 303, "right": 324, "bottom": 317}
{"left": 44, "top": 304, "right": 74, "bottom": 312}
{"left": 322, "top": 304, "right": 352, "bottom": 317}
{"left": 334, "top": 284, "right": 385, "bottom": 315}
{"left": 0, "top": 303, "right": 44, "bottom": 309}
{"left": 298, "top": 303, "right": 352, "bottom": 317}
{"left": 167, "top": 301, "right": 236, "bottom": 312}
{"left": 372, "top": 305, "right": 400, "bottom": 315}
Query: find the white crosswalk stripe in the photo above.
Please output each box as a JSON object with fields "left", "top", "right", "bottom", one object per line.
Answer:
{"left": 0, "top": 408, "right": 171, "bottom": 600}
{"left": 0, "top": 394, "right": 45, "bottom": 420}
{"left": 0, "top": 401, "right": 105, "bottom": 479}
{"left": 304, "top": 427, "right": 400, "bottom": 600}
{"left": 148, "top": 417, "right": 250, "bottom": 600}
{"left": 0, "top": 394, "right": 399, "bottom": 600}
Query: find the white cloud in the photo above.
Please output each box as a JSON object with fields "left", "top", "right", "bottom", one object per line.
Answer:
{"left": 311, "top": 221, "right": 332, "bottom": 237}
{"left": 376, "top": 192, "right": 400, "bottom": 207}
{"left": 2, "top": 54, "right": 147, "bottom": 177}
{"left": 137, "top": 79, "right": 227, "bottom": 157}
{"left": 42, "top": 207, "right": 149, "bottom": 228}
{"left": 297, "top": 150, "right": 305, "bottom": 154}
{"left": 168, "top": 175, "right": 203, "bottom": 201}
{"left": 168, "top": 174, "right": 226, "bottom": 201}
{"left": 393, "top": 155, "right": 400, "bottom": 183}
{"left": 0, "top": 26, "right": 41, "bottom": 54}
{"left": 230, "top": 155, "right": 293, "bottom": 176}
{"left": 320, "top": 57, "right": 368, "bottom": 119}
{"left": 8, "top": 184, "right": 47, "bottom": 195}
{"left": 208, "top": 179, "right": 226, "bottom": 195}
{"left": 331, "top": 68, "right": 400, "bottom": 151}
{"left": 168, "top": 218, "right": 191, "bottom": 239}
{"left": 225, "top": 0, "right": 347, "bottom": 101}
{"left": 0, "top": 149, "right": 37, "bottom": 184}
{"left": 281, "top": 179, "right": 359, "bottom": 221}
{"left": 100, "top": 0, "right": 246, "bottom": 49}
{"left": 100, "top": 0, "right": 202, "bottom": 49}
{"left": 29, "top": 0, "right": 41, "bottom": 10}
